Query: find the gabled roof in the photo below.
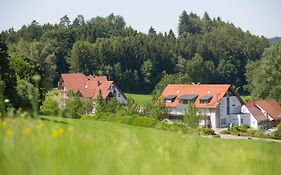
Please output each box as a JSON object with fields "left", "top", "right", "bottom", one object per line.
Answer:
{"left": 161, "top": 84, "right": 240, "bottom": 108}
{"left": 255, "top": 99, "right": 281, "bottom": 120}
{"left": 245, "top": 102, "right": 268, "bottom": 122}
{"left": 60, "top": 73, "right": 87, "bottom": 90}
{"left": 59, "top": 73, "right": 113, "bottom": 100}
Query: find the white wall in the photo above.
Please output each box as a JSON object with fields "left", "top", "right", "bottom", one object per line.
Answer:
{"left": 218, "top": 96, "right": 243, "bottom": 128}
{"left": 198, "top": 108, "right": 217, "bottom": 129}
{"left": 110, "top": 84, "right": 127, "bottom": 104}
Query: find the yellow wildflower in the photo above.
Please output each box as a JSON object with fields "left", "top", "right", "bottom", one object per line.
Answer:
{"left": 51, "top": 128, "right": 64, "bottom": 138}
{"left": 5, "top": 129, "right": 13, "bottom": 137}
{"left": 0, "top": 120, "right": 6, "bottom": 126}
{"left": 22, "top": 127, "right": 32, "bottom": 136}
{"left": 35, "top": 123, "right": 43, "bottom": 130}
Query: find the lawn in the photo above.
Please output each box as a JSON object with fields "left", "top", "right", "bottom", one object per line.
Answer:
{"left": 1, "top": 117, "right": 281, "bottom": 175}
{"left": 125, "top": 93, "right": 153, "bottom": 106}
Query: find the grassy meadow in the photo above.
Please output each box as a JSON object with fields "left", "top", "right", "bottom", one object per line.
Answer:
{"left": 125, "top": 93, "right": 153, "bottom": 106}
{"left": 1, "top": 116, "right": 281, "bottom": 175}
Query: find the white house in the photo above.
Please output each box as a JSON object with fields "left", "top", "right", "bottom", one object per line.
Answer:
{"left": 161, "top": 84, "right": 247, "bottom": 130}
{"left": 58, "top": 73, "right": 127, "bottom": 113}
{"left": 241, "top": 99, "right": 281, "bottom": 130}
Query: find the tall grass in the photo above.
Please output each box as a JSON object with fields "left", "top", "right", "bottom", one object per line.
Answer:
{"left": 1, "top": 117, "right": 281, "bottom": 175}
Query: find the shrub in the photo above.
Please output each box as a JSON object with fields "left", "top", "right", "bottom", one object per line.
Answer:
{"left": 40, "top": 95, "right": 59, "bottom": 116}
{"left": 273, "top": 122, "right": 281, "bottom": 139}
{"left": 131, "top": 116, "right": 158, "bottom": 127}
{"left": 246, "top": 129, "right": 256, "bottom": 137}
{"left": 63, "top": 91, "right": 82, "bottom": 119}
{"left": 220, "top": 129, "right": 230, "bottom": 134}
{"left": 150, "top": 97, "right": 167, "bottom": 120}
{"left": 199, "top": 128, "right": 216, "bottom": 135}
{"left": 238, "top": 124, "right": 250, "bottom": 132}
{"left": 81, "top": 99, "right": 93, "bottom": 114}
{"left": 183, "top": 103, "right": 199, "bottom": 128}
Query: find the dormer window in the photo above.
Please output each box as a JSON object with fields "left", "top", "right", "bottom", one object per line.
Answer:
{"left": 164, "top": 95, "right": 177, "bottom": 103}
{"left": 200, "top": 95, "right": 213, "bottom": 104}
{"left": 179, "top": 94, "right": 198, "bottom": 104}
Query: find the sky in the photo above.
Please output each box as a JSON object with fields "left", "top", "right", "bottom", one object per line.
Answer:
{"left": 0, "top": 0, "right": 281, "bottom": 38}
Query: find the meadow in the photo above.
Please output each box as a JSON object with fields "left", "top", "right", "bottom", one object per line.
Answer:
{"left": 125, "top": 93, "right": 153, "bottom": 106}
{"left": 1, "top": 116, "right": 281, "bottom": 175}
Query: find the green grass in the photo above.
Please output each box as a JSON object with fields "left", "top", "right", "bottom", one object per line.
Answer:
{"left": 1, "top": 117, "right": 281, "bottom": 175}
{"left": 125, "top": 93, "right": 152, "bottom": 106}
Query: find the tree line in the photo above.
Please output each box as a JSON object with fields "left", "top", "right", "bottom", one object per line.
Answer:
{"left": 0, "top": 11, "right": 280, "bottom": 111}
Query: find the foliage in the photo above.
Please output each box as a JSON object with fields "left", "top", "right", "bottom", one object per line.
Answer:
{"left": 150, "top": 97, "right": 168, "bottom": 120}
{"left": 81, "top": 99, "right": 93, "bottom": 115}
{"left": 152, "top": 73, "right": 191, "bottom": 100}
{"left": 95, "top": 90, "right": 106, "bottom": 115}
{"left": 40, "top": 93, "right": 59, "bottom": 115}
{"left": 0, "top": 34, "right": 18, "bottom": 107}
{"left": 274, "top": 122, "right": 281, "bottom": 139}
{"left": 198, "top": 128, "right": 216, "bottom": 136}
{"left": 246, "top": 40, "right": 281, "bottom": 103}
{"left": 0, "top": 79, "right": 5, "bottom": 117}
{"left": 125, "top": 97, "right": 139, "bottom": 115}
{"left": 183, "top": 103, "right": 199, "bottom": 128}
{"left": 1, "top": 12, "right": 269, "bottom": 99}
{"left": 63, "top": 91, "right": 82, "bottom": 118}
{"left": 106, "top": 97, "right": 120, "bottom": 113}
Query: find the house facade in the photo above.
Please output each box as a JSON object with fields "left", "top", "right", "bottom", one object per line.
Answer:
{"left": 161, "top": 84, "right": 247, "bottom": 130}
{"left": 58, "top": 73, "right": 127, "bottom": 113}
{"left": 241, "top": 99, "right": 281, "bottom": 130}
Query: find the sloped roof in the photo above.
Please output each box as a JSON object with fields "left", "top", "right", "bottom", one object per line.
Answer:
{"left": 245, "top": 102, "right": 268, "bottom": 122}
{"left": 60, "top": 73, "right": 113, "bottom": 100}
{"left": 255, "top": 99, "right": 281, "bottom": 120}
{"left": 161, "top": 84, "right": 238, "bottom": 108}
{"left": 60, "top": 73, "right": 87, "bottom": 90}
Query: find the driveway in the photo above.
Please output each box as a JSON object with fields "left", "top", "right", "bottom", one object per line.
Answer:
{"left": 215, "top": 134, "right": 281, "bottom": 144}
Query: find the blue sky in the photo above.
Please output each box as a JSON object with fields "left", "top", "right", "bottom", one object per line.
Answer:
{"left": 0, "top": 0, "right": 280, "bottom": 37}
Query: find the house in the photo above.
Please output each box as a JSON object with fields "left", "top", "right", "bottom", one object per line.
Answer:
{"left": 58, "top": 73, "right": 127, "bottom": 113}
{"left": 161, "top": 84, "right": 247, "bottom": 130}
{"left": 241, "top": 99, "right": 281, "bottom": 130}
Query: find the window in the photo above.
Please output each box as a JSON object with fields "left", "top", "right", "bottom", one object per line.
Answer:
{"left": 200, "top": 99, "right": 209, "bottom": 104}
{"left": 118, "top": 93, "right": 121, "bottom": 97}
{"left": 181, "top": 100, "right": 189, "bottom": 104}
{"left": 240, "top": 118, "right": 243, "bottom": 124}
{"left": 164, "top": 95, "right": 177, "bottom": 103}
{"left": 226, "top": 96, "right": 230, "bottom": 115}
{"left": 199, "top": 95, "right": 212, "bottom": 104}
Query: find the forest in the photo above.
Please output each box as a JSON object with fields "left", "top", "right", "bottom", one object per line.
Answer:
{"left": 0, "top": 11, "right": 280, "bottom": 109}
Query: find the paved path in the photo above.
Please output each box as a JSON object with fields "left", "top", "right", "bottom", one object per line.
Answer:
{"left": 204, "top": 134, "right": 281, "bottom": 144}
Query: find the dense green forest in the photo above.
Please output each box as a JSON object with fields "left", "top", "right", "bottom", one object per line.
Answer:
{"left": 1, "top": 11, "right": 280, "bottom": 109}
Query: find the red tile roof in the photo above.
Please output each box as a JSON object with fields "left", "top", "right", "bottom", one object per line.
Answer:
{"left": 245, "top": 102, "right": 268, "bottom": 122}
{"left": 255, "top": 99, "right": 281, "bottom": 120}
{"left": 60, "top": 73, "right": 112, "bottom": 100}
{"left": 161, "top": 84, "right": 238, "bottom": 109}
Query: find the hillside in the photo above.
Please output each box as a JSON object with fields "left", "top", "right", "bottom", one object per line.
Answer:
{"left": 1, "top": 117, "right": 281, "bottom": 175}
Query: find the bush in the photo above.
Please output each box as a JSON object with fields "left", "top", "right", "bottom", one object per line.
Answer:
{"left": 40, "top": 95, "right": 59, "bottom": 116}
{"left": 183, "top": 104, "right": 199, "bottom": 128}
{"left": 63, "top": 91, "right": 82, "bottom": 119}
{"left": 199, "top": 128, "right": 216, "bottom": 135}
{"left": 238, "top": 124, "right": 250, "bottom": 132}
{"left": 220, "top": 129, "right": 230, "bottom": 134}
{"left": 273, "top": 122, "right": 281, "bottom": 139}
{"left": 131, "top": 116, "right": 158, "bottom": 127}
